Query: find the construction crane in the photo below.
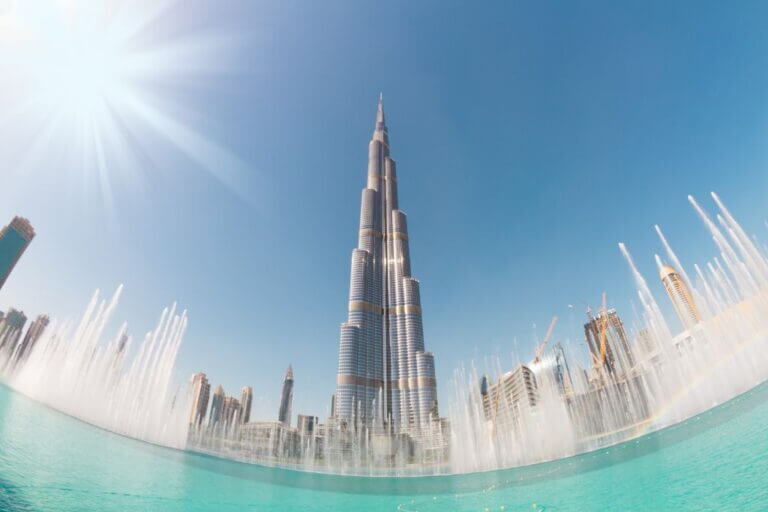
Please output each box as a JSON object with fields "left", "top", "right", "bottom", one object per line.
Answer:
{"left": 532, "top": 316, "right": 559, "bottom": 365}
{"left": 490, "top": 315, "right": 558, "bottom": 435}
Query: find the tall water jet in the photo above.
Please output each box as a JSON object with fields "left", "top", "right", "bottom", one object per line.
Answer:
{"left": 445, "top": 192, "right": 768, "bottom": 474}
{"left": 0, "top": 286, "right": 190, "bottom": 448}
{"left": 183, "top": 193, "right": 768, "bottom": 476}
{"left": 5, "top": 191, "right": 765, "bottom": 477}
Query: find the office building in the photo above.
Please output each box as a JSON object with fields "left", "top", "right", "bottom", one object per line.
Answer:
{"left": 0, "top": 308, "right": 27, "bottom": 354}
{"left": 189, "top": 373, "right": 211, "bottom": 426}
{"left": 660, "top": 264, "right": 701, "bottom": 330}
{"left": 278, "top": 365, "right": 293, "bottom": 427}
{"left": 297, "top": 414, "right": 318, "bottom": 436}
{"left": 480, "top": 364, "right": 538, "bottom": 427}
{"left": 240, "top": 386, "right": 253, "bottom": 424}
{"left": 0, "top": 217, "right": 35, "bottom": 291}
{"left": 222, "top": 396, "right": 241, "bottom": 426}
{"left": 14, "top": 314, "right": 49, "bottom": 363}
{"left": 209, "top": 385, "right": 225, "bottom": 426}
{"left": 532, "top": 342, "right": 574, "bottom": 395}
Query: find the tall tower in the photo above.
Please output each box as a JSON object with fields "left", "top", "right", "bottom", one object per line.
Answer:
{"left": 278, "top": 365, "right": 294, "bottom": 426}
{"left": 0, "top": 217, "right": 35, "bottom": 291}
{"left": 584, "top": 308, "right": 634, "bottom": 377}
{"left": 14, "top": 314, "right": 49, "bottom": 363}
{"left": 188, "top": 373, "right": 211, "bottom": 426}
{"left": 221, "top": 396, "right": 241, "bottom": 426}
{"left": 240, "top": 386, "right": 253, "bottom": 424}
{"left": 209, "top": 385, "right": 225, "bottom": 426}
{"left": 660, "top": 264, "right": 701, "bottom": 330}
{"left": 0, "top": 308, "right": 27, "bottom": 355}
{"left": 335, "top": 96, "right": 438, "bottom": 432}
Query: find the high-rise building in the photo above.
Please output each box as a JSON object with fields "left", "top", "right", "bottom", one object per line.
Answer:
{"left": 532, "top": 342, "right": 573, "bottom": 395}
{"left": 189, "top": 373, "right": 211, "bottom": 426}
{"left": 14, "top": 314, "right": 49, "bottom": 363}
{"left": 222, "top": 396, "right": 241, "bottom": 426}
{"left": 209, "top": 385, "right": 225, "bottom": 426}
{"left": 660, "top": 264, "right": 701, "bottom": 330}
{"left": 0, "top": 217, "right": 35, "bottom": 291}
{"left": 278, "top": 365, "right": 293, "bottom": 427}
{"left": 584, "top": 308, "right": 635, "bottom": 377}
{"left": 0, "top": 308, "right": 27, "bottom": 354}
{"left": 240, "top": 386, "right": 253, "bottom": 424}
{"left": 635, "top": 328, "right": 656, "bottom": 355}
{"left": 480, "top": 364, "right": 538, "bottom": 427}
{"left": 334, "top": 96, "right": 439, "bottom": 432}
{"left": 297, "top": 414, "right": 318, "bottom": 435}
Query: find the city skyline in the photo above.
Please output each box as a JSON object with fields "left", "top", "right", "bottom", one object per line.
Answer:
{"left": 1, "top": 154, "right": 765, "bottom": 425}
{"left": 0, "top": 100, "right": 664, "bottom": 429}
{"left": 2, "top": 2, "right": 768, "bottom": 509}
{"left": 1, "top": 1, "right": 768, "bottom": 423}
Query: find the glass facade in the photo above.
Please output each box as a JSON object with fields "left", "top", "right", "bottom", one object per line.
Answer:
{"left": 0, "top": 217, "right": 35, "bottom": 291}
{"left": 335, "top": 98, "right": 438, "bottom": 432}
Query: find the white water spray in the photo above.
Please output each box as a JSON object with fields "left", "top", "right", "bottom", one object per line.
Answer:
{"left": 448, "top": 193, "right": 768, "bottom": 473}
{"left": 2, "top": 193, "right": 766, "bottom": 477}
{"left": 0, "top": 286, "right": 190, "bottom": 448}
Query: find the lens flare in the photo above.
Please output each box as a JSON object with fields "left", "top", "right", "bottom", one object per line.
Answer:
{"left": 0, "top": 0, "right": 251, "bottom": 206}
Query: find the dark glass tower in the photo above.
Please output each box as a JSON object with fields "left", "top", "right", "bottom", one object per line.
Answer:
{"left": 0, "top": 217, "right": 35, "bottom": 291}
{"left": 278, "top": 365, "right": 294, "bottom": 426}
{"left": 335, "top": 97, "right": 438, "bottom": 432}
{"left": 14, "top": 314, "right": 49, "bottom": 363}
{"left": 209, "top": 385, "right": 225, "bottom": 426}
{"left": 0, "top": 308, "right": 27, "bottom": 355}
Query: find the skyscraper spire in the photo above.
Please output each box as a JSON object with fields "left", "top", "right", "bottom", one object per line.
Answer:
{"left": 377, "top": 92, "right": 384, "bottom": 122}
{"left": 373, "top": 94, "right": 388, "bottom": 146}
{"left": 335, "top": 97, "right": 438, "bottom": 433}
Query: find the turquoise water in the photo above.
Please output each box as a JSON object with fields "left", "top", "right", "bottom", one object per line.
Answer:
{"left": 1, "top": 384, "right": 767, "bottom": 511}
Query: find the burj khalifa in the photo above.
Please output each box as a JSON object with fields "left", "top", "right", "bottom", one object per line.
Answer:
{"left": 335, "top": 96, "right": 438, "bottom": 433}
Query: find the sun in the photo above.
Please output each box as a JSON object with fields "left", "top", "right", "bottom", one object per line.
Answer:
{"left": 0, "top": 0, "right": 251, "bottom": 207}
{"left": 51, "top": 35, "right": 119, "bottom": 116}
{"left": 28, "top": 12, "right": 124, "bottom": 126}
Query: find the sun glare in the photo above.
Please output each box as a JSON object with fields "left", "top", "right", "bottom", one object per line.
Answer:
{"left": 34, "top": 26, "right": 121, "bottom": 123}
{"left": 58, "top": 43, "right": 117, "bottom": 114}
{"left": 0, "top": 0, "right": 250, "bottom": 206}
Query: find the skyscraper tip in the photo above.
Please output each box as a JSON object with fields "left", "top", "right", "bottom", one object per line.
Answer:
{"left": 375, "top": 93, "right": 386, "bottom": 130}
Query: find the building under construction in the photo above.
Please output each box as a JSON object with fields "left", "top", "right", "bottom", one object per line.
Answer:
{"left": 584, "top": 307, "right": 635, "bottom": 379}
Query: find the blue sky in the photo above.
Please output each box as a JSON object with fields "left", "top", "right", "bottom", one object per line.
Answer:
{"left": 1, "top": 0, "right": 767, "bottom": 421}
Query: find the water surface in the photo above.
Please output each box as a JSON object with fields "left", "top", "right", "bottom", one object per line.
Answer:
{"left": 0, "top": 383, "right": 767, "bottom": 511}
